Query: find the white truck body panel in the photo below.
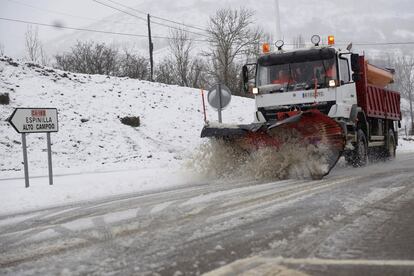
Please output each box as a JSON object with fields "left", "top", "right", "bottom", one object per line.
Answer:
{"left": 328, "top": 83, "right": 357, "bottom": 118}
{"left": 255, "top": 88, "right": 336, "bottom": 108}
{"left": 255, "top": 83, "right": 357, "bottom": 119}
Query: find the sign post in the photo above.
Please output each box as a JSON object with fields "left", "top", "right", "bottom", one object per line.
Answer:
{"left": 8, "top": 108, "right": 58, "bottom": 188}
{"left": 217, "top": 84, "right": 223, "bottom": 123}
{"left": 46, "top": 132, "right": 53, "bottom": 185}
{"left": 21, "top": 133, "right": 29, "bottom": 188}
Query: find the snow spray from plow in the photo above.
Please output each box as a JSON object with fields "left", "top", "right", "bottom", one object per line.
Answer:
{"left": 198, "top": 110, "right": 346, "bottom": 180}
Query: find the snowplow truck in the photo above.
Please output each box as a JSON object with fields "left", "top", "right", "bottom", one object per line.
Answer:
{"left": 201, "top": 37, "right": 401, "bottom": 178}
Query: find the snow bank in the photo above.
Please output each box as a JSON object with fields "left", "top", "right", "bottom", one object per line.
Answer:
{"left": 0, "top": 168, "right": 198, "bottom": 215}
{"left": 398, "top": 137, "right": 414, "bottom": 153}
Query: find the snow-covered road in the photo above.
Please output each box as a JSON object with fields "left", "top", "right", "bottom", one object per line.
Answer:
{"left": 1, "top": 154, "right": 414, "bottom": 275}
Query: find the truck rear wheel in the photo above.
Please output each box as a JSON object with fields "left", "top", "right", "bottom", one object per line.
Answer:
{"left": 384, "top": 129, "right": 396, "bottom": 160}
{"left": 348, "top": 129, "right": 368, "bottom": 167}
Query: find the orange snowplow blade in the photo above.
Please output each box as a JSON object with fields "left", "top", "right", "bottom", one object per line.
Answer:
{"left": 200, "top": 109, "right": 346, "bottom": 178}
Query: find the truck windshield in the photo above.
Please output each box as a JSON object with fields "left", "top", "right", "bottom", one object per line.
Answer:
{"left": 257, "top": 58, "right": 338, "bottom": 92}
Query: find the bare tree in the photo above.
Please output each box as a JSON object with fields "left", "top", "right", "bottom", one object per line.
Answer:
{"left": 0, "top": 42, "right": 4, "bottom": 56}
{"left": 25, "top": 25, "right": 41, "bottom": 63}
{"left": 205, "top": 8, "right": 263, "bottom": 95}
{"left": 188, "top": 58, "right": 209, "bottom": 88}
{"left": 391, "top": 55, "right": 414, "bottom": 134}
{"left": 154, "top": 58, "right": 175, "bottom": 85}
{"left": 39, "top": 46, "right": 50, "bottom": 66}
{"left": 24, "top": 25, "right": 49, "bottom": 65}
{"left": 93, "top": 43, "right": 119, "bottom": 75}
{"left": 168, "top": 28, "right": 193, "bottom": 87}
{"left": 119, "top": 49, "right": 149, "bottom": 79}
{"left": 167, "top": 28, "right": 210, "bottom": 88}
{"left": 55, "top": 41, "right": 119, "bottom": 75}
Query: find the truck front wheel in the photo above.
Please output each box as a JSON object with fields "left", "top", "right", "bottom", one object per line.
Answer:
{"left": 348, "top": 129, "right": 368, "bottom": 167}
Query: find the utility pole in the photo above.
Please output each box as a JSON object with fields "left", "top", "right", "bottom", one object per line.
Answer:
{"left": 147, "top": 14, "right": 154, "bottom": 82}
{"left": 274, "top": 0, "right": 282, "bottom": 41}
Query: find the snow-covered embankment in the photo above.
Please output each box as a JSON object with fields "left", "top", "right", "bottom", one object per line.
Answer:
{"left": 0, "top": 57, "right": 253, "bottom": 214}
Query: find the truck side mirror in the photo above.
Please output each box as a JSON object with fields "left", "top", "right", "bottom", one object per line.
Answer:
{"left": 351, "top": 54, "right": 360, "bottom": 73}
{"left": 352, "top": 73, "right": 361, "bottom": 82}
{"left": 242, "top": 65, "right": 249, "bottom": 83}
{"left": 242, "top": 63, "right": 257, "bottom": 93}
{"left": 242, "top": 65, "right": 250, "bottom": 93}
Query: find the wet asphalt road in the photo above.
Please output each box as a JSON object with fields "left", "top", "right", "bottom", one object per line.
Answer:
{"left": 1, "top": 154, "right": 414, "bottom": 275}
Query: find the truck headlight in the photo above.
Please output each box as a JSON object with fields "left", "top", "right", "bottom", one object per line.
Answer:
{"left": 252, "top": 87, "right": 259, "bottom": 94}
{"left": 329, "top": 80, "right": 336, "bottom": 87}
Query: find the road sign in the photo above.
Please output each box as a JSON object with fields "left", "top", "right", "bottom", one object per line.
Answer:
{"left": 207, "top": 84, "right": 232, "bottom": 123}
{"left": 8, "top": 108, "right": 58, "bottom": 188}
{"left": 207, "top": 84, "right": 232, "bottom": 110}
{"left": 8, "top": 108, "right": 58, "bottom": 133}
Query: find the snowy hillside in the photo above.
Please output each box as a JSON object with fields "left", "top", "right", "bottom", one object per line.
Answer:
{"left": 0, "top": 56, "right": 253, "bottom": 178}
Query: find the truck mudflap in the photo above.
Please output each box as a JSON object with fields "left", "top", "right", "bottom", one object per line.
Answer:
{"left": 200, "top": 109, "right": 346, "bottom": 178}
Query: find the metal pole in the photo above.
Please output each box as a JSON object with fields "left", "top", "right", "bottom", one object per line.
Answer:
{"left": 274, "top": 0, "right": 282, "bottom": 41}
{"left": 47, "top": 133, "right": 53, "bottom": 185}
{"left": 147, "top": 14, "right": 154, "bottom": 82}
{"left": 21, "top": 133, "right": 29, "bottom": 188}
{"left": 218, "top": 84, "right": 222, "bottom": 123}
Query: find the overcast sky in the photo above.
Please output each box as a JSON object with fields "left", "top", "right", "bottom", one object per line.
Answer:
{"left": 1, "top": 0, "right": 413, "bottom": 58}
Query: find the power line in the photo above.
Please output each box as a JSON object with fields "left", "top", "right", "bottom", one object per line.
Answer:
{"left": 1, "top": 16, "right": 412, "bottom": 48}
{"left": 91, "top": 0, "right": 147, "bottom": 21}
{"left": 103, "top": 0, "right": 207, "bottom": 32}
{"left": 4, "top": 0, "right": 141, "bottom": 27}
{"left": 92, "top": 0, "right": 209, "bottom": 38}
{"left": 0, "top": 17, "right": 210, "bottom": 42}
{"left": 5, "top": 0, "right": 101, "bottom": 21}
{"left": 92, "top": 0, "right": 210, "bottom": 38}
{"left": 153, "top": 48, "right": 169, "bottom": 56}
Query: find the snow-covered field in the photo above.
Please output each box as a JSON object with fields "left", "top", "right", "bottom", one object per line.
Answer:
{"left": 1, "top": 56, "right": 413, "bottom": 215}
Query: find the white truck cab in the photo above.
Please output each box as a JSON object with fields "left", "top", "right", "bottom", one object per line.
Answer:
{"left": 244, "top": 43, "right": 358, "bottom": 123}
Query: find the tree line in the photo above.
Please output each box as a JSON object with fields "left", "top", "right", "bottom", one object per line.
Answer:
{"left": 20, "top": 8, "right": 263, "bottom": 96}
